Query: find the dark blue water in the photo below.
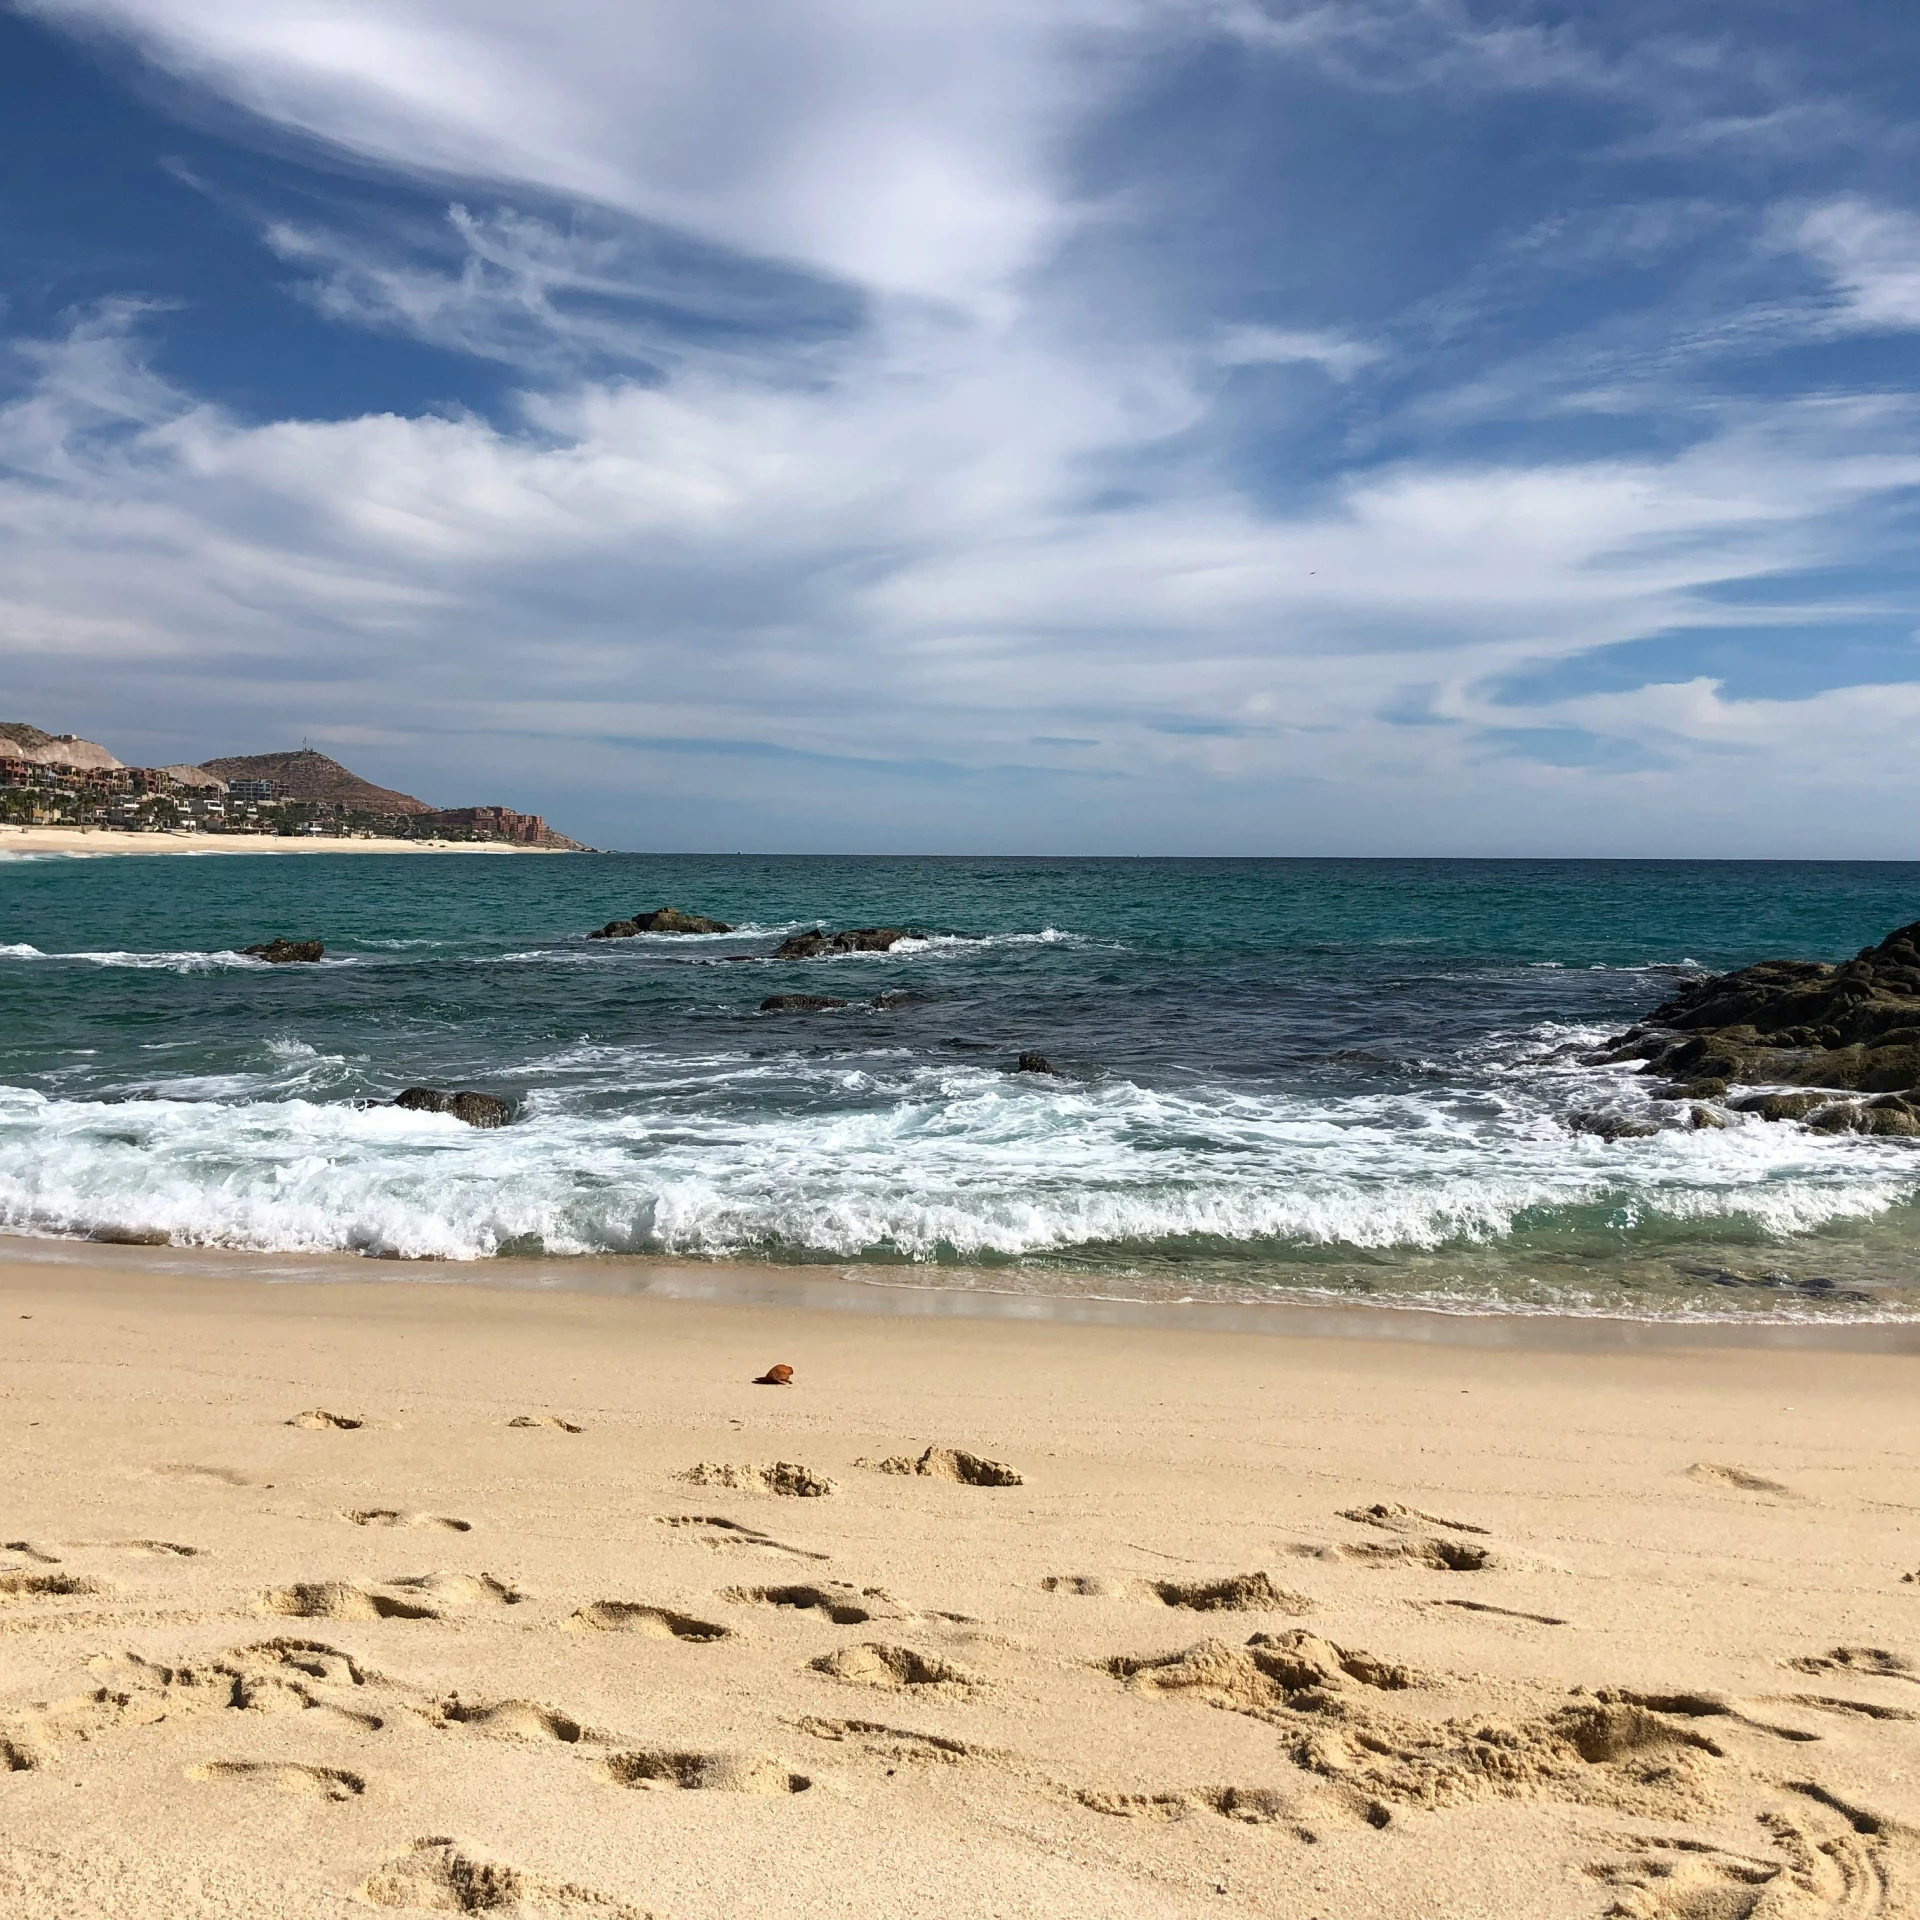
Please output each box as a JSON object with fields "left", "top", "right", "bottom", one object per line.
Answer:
{"left": 3, "top": 853, "right": 1917, "bottom": 1319}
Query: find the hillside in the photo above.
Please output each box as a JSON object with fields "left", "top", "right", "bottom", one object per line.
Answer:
{"left": 0, "top": 723, "right": 122, "bottom": 770}
{"left": 199, "top": 750, "right": 436, "bottom": 815}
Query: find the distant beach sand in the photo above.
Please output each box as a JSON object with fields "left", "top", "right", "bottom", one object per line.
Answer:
{"left": 2, "top": 1237, "right": 1915, "bottom": 1918}
{"left": 1, "top": 825, "right": 568, "bottom": 856}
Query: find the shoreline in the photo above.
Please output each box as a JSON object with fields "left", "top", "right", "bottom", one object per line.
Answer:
{"left": 0, "top": 825, "right": 571, "bottom": 856}
{"left": 6, "top": 1229, "right": 1918, "bottom": 1353}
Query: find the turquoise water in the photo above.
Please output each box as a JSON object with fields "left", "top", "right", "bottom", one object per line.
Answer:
{"left": 2, "top": 852, "right": 1918, "bottom": 1320}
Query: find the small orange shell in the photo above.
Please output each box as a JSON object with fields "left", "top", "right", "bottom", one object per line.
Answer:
{"left": 753, "top": 1363, "right": 795, "bottom": 1386}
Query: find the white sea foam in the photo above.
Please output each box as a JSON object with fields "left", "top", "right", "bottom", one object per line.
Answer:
{"left": 1, "top": 1057, "right": 1912, "bottom": 1267}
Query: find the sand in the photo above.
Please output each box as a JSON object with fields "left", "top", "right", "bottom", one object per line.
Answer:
{"left": 2, "top": 1243, "right": 1916, "bottom": 1919}
{"left": 0, "top": 827, "right": 564, "bottom": 857}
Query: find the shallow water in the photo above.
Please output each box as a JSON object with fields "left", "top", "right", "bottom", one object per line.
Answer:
{"left": 1, "top": 852, "right": 1917, "bottom": 1320}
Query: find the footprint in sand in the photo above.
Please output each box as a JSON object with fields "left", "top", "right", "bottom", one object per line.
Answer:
{"left": 432, "top": 1699, "right": 589, "bottom": 1744}
{"left": 508, "top": 1414, "right": 584, "bottom": 1433}
{"left": 601, "top": 1748, "right": 811, "bottom": 1794}
{"left": 654, "top": 1514, "right": 830, "bottom": 1561}
{"left": 566, "top": 1601, "right": 731, "bottom": 1641}
{"left": 675, "top": 1461, "right": 835, "bottom": 1497}
{"left": 1688, "top": 1462, "right": 1798, "bottom": 1497}
{"left": 104, "top": 1540, "right": 203, "bottom": 1557}
{"left": 1106, "top": 1631, "right": 1416, "bottom": 1705}
{"left": 797, "top": 1718, "right": 1001, "bottom": 1766}
{"left": 1770, "top": 1693, "right": 1920, "bottom": 1723}
{"left": 1297, "top": 1537, "right": 1499, "bottom": 1572}
{"left": 341, "top": 1510, "right": 473, "bottom": 1533}
{"left": 287, "top": 1409, "right": 363, "bottom": 1430}
{"left": 809, "top": 1643, "right": 983, "bottom": 1697}
{"left": 2, "top": 1541, "right": 61, "bottom": 1564}
{"left": 1584, "top": 1786, "right": 1908, "bottom": 1917}
{"left": 1340, "top": 1502, "right": 1490, "bottom": 1536}
{"left": 263, "top": 1581, "right": 438, "bottom": 1623}
{"left": 153, "top": 1464, "right": 258, "bottom": 1487}
{"left": 1074, "top": 1785, "right": 1309, "bottom": 1831}
{"left": 0, "top": 1571, "right": 105, "bottom": 1602}
{"left": 721, "top": 1583, "right": 883, "bottom": 1625}
{"left": 11, "top": 1640, "right": 390, "bottom": 1755}
{"left": 186, "top": 1759, "right": 365, "bottom": 1800}
{"left": 1789, "top": 1647, "right": 1919, "bottom": 1684}
{"left": 1043, "top": 1572, "right": 1310, "bottom": 1613}
{"left": 361, "top": 1838, "right": 646, "bottom": 1918}
{"left": 261, "top": 1573, "right": 521, "bottom": 1622}
{"left": 857, "top": 1446, "right": 1022, "bottom": 1487}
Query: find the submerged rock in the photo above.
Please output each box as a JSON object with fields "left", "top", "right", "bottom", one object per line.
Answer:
{"left": 1015, "top": 1052, "right": 1060, "bottom": 1075}
{"left": 243, "top": 937, "right": 324, "bottom": 964}
{"left": 590, "top": 907, "right": 733, "bottom": 938}
{"left": 760, "top": 993, "right": 850, "bottom": 1012}
{"left": 770, "top": 928, "right": 910, "bottom": 959}
{"left": 1591, "top": 918, "right": 1920, "bottom": 1109}
{"left": 392, "top": 1087, "right": 513, "bottom": 1128}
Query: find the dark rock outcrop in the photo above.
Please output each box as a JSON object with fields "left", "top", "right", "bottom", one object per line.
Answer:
{"left": 393, "top": 1087, "right": 513, "bottom": 1128}
{"left": 243, "top": 937, "right": 324, "bottom": 964}
{"left": 770, "top": 927, "right": 910, "bottom": 959}
{"left": 1015, "top": 1052, "right": 1060, "bottom": 1076}
{"left": 590, "top": 907, "right": 733, "bottom": 938}
{"left": 1591, "top": 918, "right": 1920, "bottom": 1116}
{"left": 761, "top": 994, "right": 850, "bottom": 1012}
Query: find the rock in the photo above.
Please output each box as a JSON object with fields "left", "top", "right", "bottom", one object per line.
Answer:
{"left": 1728, "top": 1091, "right": 1825, "bottom": 1122}
{"left": 1811, "top": 1101, "right": 1920, "bottom": 1138}
{"left": 1593, "top": 919, "right": 1920, "bottom": 1103}
{"left": 243, "top": 937, "right": 324, "bottom": 964}
{"left": 589, "top": 906, "right": 733, "bottom": 938}
{"left": 393, "top": 1087, "right": 513, "bottom": 1128}
{"left": 770, "top": 928, "right": 910, "bottom": 959}
{"left": 1687, "top": 1106, "right": 1728, "bottom": 1129}
{"left": 1567, "top": 1111, "right": 1661, "bottom": 1140}
{"left": 760, "top": 994, "right": 850, "bottom": 1012}
{"left": 1015, "top": 1052, "right": 1060, "bottom": 1075}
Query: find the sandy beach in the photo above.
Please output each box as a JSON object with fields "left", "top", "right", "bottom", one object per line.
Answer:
{"left": 1, "top": 828, "right": 564, "bottom": 857}
{"left": 1, "top": 1243, "right": 1914, "bottom": 1919}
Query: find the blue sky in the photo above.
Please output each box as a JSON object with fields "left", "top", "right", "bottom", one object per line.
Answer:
{"left": 2, "top": 0, "right": 1917, "bottom": 855}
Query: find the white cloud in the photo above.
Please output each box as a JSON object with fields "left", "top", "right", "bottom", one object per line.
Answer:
{"left": 1214, "top": 325, "right": 1382, "bottom": 378}
{"left": 1795, "top": 198, "right": 1920, "bottom": 330}
{"left": 27, "top": 0, "right": 1168, "bottom": 311}
{"left": 4, "top": 298, "right": 1917, "bottom": 851}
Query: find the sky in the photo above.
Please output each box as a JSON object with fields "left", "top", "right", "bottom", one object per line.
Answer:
{"left": 2, "top": 0, "right": 1918, "bottom": 856}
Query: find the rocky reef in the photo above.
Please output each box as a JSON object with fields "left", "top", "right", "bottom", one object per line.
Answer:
{"left": 1589, "top": 918, "right": 1920, "bottom": 1137}
{"left": 770, "top": 927, "right": 910, "bottom": 959}
{"left": 590, "top": 907, "right": 732, "bottom": 938}
{"left": 243, "top": 937, "right": 324, "bottom": 964}
{"left": 392, "top": 1087, "right": 513, "bottom": 1128}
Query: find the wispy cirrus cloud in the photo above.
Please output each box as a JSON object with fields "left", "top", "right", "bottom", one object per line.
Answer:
{"left": 1, "top": 0, "right": 1917, "bottom": 853}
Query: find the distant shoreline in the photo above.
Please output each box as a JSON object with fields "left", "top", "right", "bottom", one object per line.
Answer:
{"left": 0, "top": 825, "right": 574, "bottom": 857}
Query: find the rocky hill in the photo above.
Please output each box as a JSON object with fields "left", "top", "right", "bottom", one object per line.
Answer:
{"left": 199, "top": 750, "right": 436, "bottom": 815}
{"left": 0, "top": 723, "right": 122, "bottom": 770}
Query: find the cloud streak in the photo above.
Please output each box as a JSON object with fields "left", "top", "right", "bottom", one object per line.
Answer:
{"left": 3, "top": 0, "right": 1918, "bottom": 852}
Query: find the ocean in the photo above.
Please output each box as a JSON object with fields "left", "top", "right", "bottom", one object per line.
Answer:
{"left": 2, "top": 851, "right": 1917, "bottom": 1322}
